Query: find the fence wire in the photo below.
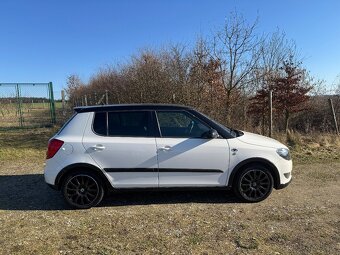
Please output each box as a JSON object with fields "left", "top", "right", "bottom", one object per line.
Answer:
{"left": 0, "top": 83, "right": 56, "bottom": 128}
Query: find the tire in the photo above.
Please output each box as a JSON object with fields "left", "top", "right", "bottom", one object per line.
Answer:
{"left": 233, "top": 164, "right": 274, "bottom": 202}
{"left": 61, "top": 170, "right": 105, "bottom": 209}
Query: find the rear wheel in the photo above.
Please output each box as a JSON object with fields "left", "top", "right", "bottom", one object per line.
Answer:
{"left": 62, "top": 171, "right": 104, "bottom": 209}
{"left": 233, "top": 165, "right": 273, "bottom": 202}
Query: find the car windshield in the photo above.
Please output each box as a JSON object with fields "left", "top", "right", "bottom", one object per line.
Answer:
{"left": 199, "top": 112, "right": 239, "bottom": 137}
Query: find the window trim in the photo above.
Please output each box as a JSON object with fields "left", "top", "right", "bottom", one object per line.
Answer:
{"left": 151, "top": 110, "right": 161, "bottom": 137}
{"left": 91, "top": 110, "right": 155, "bottom": 138}
{"left": 155, "top": 110, "right": 216, "bottom": 139}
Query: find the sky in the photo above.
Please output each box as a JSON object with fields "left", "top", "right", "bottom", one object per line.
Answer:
{"left": 0, "top": 0, "right": 339, "bottom": 98}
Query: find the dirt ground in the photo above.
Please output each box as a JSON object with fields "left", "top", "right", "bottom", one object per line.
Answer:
{"left": 0, "top": 128, "right": 339, "bottom": 254}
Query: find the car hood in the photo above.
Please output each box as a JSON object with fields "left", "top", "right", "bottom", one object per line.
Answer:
{"left": 236, "top": 131, "right": 287, "bottom": 149}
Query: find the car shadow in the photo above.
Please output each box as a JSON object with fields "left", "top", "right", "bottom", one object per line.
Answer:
{"left": 0, "top": 174, "right": 239, "bottom": 211}
{"left": 101, "top": 189, "right": 239, "bottom": 208}
{"left": 0, "top": 174, "right": 67, "bottom": 210}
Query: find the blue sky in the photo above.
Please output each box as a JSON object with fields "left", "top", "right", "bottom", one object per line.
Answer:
{"left": 0, "top": 0, "right": 339, "bottom": 97}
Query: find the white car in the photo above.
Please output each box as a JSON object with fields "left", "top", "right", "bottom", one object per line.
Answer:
{"left": 44, "top": 104, "right": 292, "bottom": 209}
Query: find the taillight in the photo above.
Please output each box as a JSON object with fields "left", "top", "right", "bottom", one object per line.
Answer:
{"left": 46, "top": 139, "right": 64, "bottom": 159}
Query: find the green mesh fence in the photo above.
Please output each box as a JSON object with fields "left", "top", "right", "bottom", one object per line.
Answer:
{"left": 0, "top": 83, "right": 56, "bottom": 128}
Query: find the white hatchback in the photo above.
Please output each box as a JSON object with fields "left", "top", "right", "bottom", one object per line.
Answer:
{"left": 44, "top": 104, "right": 292, "bottom": 209}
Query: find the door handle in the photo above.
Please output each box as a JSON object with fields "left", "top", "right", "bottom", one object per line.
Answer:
{"left": 92, "top": 144, "right": 105, "bottom": 151}
{"left": 158, "top": 145, "right": 172, "bottom": 152}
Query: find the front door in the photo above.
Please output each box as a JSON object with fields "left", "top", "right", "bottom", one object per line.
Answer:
{"left": 82, "top": 111, "right": 158, "bottom": 188}
{"left": 155, "top": 110, "right": 230, "bottom": 187}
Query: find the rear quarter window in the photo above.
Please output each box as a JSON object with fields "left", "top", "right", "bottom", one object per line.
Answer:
{"left": 93, "top": 112, "right": 107, "bottom": 135}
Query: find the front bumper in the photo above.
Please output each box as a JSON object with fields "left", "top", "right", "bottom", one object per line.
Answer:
{"left": 276, "top": 177, "right": 292, "bottom": 190}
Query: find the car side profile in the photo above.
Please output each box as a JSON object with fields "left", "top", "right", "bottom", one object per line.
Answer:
{"left": 44, "top": 104, "right": 292, "bottom": 209}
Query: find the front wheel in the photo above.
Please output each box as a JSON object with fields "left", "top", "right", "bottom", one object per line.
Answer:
{"left": 233, "top": 165, "right": 274, "bottom": 202}
{"left": 62, "top": 171, "right": 104, "bottom": 209}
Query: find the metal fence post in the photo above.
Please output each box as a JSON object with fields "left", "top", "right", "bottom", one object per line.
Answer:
{"left": 61, "top": 90, "right": 66, "bottom": 116}
{"left": 16, "top": 83, "right": 23, "bottom": 127}
{"left": 105, "top": 90, "right": 109, "bottom": 105}
{"left": 328, "top": 98, "right": 339, "bottom": 135}
{"left": 269, "top": 90, "right": 273, "bottom": 137}
{"left": 49, "top": 82, "right": 56, "bottom": 124}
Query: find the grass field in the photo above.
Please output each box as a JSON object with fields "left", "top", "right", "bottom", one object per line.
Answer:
{"left": 0, "top": 128, "right": 339, "bottom": 254}
{"left": 0, "top": 101, "right": 65, "bottom": 127}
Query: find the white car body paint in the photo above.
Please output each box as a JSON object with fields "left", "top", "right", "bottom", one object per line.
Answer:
{"left": 156, "top": 137, "right": 229, "bottom": 187}
{"left": 228, "top": 133, "right": 292, "bottom": 186}
{"left": 82, "top": 113, "right": 159, "bottom": 188}
{"left": 44, "top": 105, "right": 292, "bottom": 206}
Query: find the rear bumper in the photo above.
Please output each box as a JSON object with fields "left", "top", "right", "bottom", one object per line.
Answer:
{"left": 46, "top": 183, "right": 59, "bottom": 190}
{"left": 276, "top": 177, "right": 292, "bottom": 190}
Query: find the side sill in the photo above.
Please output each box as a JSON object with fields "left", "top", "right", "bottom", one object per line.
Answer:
{"left": 107, "top": 186, "right": 231, "bottom": 194}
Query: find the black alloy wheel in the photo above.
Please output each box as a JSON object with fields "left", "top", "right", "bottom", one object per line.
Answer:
{"left": 62, "top": 172, "right": 104, "bottom": 209}
{"left": 234, "top": 166, "right": 274, "bottom": 202}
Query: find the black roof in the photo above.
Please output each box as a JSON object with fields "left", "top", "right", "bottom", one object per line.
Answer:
{"left": 74, "top": 104, "right": 193, "bottom": 113}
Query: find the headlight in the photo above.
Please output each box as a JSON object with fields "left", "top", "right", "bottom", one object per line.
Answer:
{"left": 276, "top": 148, "right": 291, "bottom": 160}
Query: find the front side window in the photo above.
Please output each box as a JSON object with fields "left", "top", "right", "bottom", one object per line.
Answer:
{"left": 156, "top": 111, "right": 210, "bottom": 138}
{"left": 93, "top": 111, "right": 150, "bottom": 137}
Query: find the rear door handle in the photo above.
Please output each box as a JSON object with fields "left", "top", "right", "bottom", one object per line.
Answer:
{"left": 92, "top": 144, "right": 105, "bottom": 151}
{"left": 158, "top": 145, "right": 172, "bottom": 152}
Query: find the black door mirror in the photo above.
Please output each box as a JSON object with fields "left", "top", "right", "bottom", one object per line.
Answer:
{"left": 204, "top": 129, "right": 219, "bottom": 139}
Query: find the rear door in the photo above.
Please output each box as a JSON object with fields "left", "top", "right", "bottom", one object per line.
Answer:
{"left": 82, "top": 111, "right": 158, "bottom": 188}
{"left": 155, "top": 110, "right": 230, "bottom": 187}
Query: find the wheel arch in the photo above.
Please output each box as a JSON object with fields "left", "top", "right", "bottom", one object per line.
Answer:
{"left": 55, "top": 163, "right": 112, "bottom": 192}
{"left": 227, "top": 157, "right": 280, "bottom": 189}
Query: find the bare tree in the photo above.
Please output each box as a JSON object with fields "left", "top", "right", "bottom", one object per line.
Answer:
{"left": 64, "top": 12, "right": 332, "bottom": 134}
{"left": 87, "top": 66, "right": 127, "bottom": 104}
{"left": 127, "top": 50, "right": 172, "bottom": 103}
{"left": 249, "top": 30, "right": 297, "bottom": 132}
{"left": 211, "top": 12, "right": 262, "bottom": 121}
{"left": 66, "top": 74, "right": 84, "bottom": 106}
{"left": 257, "top": 30, "right": 296, "bottom": 89}
{"left": 189, "top": 38, "right": 212, "bottom": 107}
{"left": 66, "top": 74, "right": 83, "bottom": 93}
{"left": 161, "top": 44, "right": 192, "bottom": 104}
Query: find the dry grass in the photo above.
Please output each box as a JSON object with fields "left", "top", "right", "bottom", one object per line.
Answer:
{"left": 0, "top": 127, "right": 58, "bottom": 161}
{"left": 0, "top": 128, "right": 339, "bottom": 255}
{"left": 273, "top": 131, "right": 340, "bottom": 164}
{"left": 0, "top": 102, "right": 64, "bottom": 128}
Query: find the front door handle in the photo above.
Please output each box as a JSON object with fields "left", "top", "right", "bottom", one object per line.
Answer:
{"left": 158, "top": 145, "right": 172, "bottom": 152}
{"left": 92, "top": 144, "right": 105, "bottom": 151}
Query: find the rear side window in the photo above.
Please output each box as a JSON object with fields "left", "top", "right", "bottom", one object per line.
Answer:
{"left": 93, "top": 111, "right": 150, "bottom": 137}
